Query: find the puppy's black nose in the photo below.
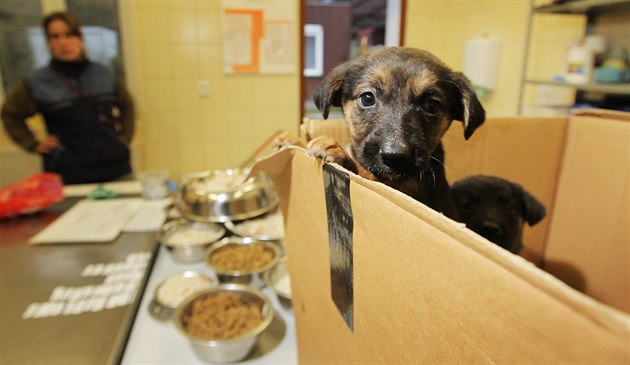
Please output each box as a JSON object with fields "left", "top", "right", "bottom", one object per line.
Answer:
{"left": 380, "top": 142, "right": 412, "bottom": 168}
{"left": 479, "top": 222, "right": 502, "bottom": 237}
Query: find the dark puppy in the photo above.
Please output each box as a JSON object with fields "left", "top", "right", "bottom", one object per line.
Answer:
{"left": 302, "top": 47, "right": 486, "bottom": 219}
{"left": 451, "top": 175, "right": 546, "bottom": 254}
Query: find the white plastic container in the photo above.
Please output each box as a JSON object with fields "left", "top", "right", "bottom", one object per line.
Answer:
{"left": 564, "top": 43, "right": 593, "bottom": 84}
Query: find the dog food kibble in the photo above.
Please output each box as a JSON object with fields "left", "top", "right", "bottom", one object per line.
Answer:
{"left": 210, "top": 243, "right": 275, "bottom": 271}
{"left": 183, "top": 292, "right": 263, "bottom": 339}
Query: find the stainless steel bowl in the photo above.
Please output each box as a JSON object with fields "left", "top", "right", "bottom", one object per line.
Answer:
{"left": 158, "top": 219, "right": 226, "bottom": 262}
{"left": 262, "top": 257, "right": 292, "bottom": 309}
{"left": 205, "top": 237, "right": 281, "bottom": 288}
{"left": 163, "top": 203, "right": 183, "bottom": 222}
{"left": 149, "top": 270, "right": 218, "bottom": 322}
{"left": 176, "top": 169, "right": 279, "bottom": 223}
{"left": 174, "top": 284, "right": 275, "bottom": 363}
{"left": 224, "top": 205, "right": 284, "bottom": 242}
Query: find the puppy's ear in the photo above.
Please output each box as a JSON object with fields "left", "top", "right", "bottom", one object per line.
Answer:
{"left": 450, "top": 72, "right": 486, "bottom": 140}
{"left": 312, "top": 62, "right": 349, "bottom": 119}
{"left": 515, "top": 185, "right": 546, "bottom": 226}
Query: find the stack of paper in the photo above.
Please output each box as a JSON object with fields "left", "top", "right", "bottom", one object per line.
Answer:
{"left": 29, "top": 198, "right": 170, "bottom": 245}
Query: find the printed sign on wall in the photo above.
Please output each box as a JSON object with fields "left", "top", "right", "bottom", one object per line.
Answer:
{"left": 221, "top": 0, "right": 296, "bottom": 74}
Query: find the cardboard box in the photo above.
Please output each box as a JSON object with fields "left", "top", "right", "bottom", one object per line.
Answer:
{"left": 252, "top": 109, "right": 629, "bottom": 363}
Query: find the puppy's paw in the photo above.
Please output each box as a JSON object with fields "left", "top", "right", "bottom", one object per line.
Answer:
{"left": 305, "top": 136, "right": 344, "bottom": 162}
{"left": 306, "top": 136, "right": 358, "bottom": 173}
{"left": 273, "top": 132, "right": 306, "bottom": 151}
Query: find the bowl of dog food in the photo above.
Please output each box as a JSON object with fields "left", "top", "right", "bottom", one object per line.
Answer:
{"left": 262, "top": 257, "right": 292, "bottom": 309}
{"left": 149, "top": 270, "right": 218, "bottom": 322}
{"left": 158, "top": 219, "right": 226, "bottom": 262}
{"left": 176, "top": 169, "right": 279, "bottom": 223}
{"left": 174, "top": 284, "right": 275, "bottom": 363}
{"left": 224, "top": 205, "right": 285, "bottom": 242}
{"left": 205, "top": 237, "right": 281, "bottom": 288}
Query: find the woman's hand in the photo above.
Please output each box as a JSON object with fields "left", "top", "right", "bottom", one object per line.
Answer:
{"left": 35, "top": 135, "right": 60, "bottom": 154}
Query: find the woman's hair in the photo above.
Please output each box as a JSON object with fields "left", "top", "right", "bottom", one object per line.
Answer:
{"left": 42, "top": 11, "right": 83, "bottom": 38}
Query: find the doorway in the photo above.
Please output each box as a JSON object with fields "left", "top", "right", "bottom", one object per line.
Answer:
{"left": 301, "top": 0, "right": 406, "bottom": 119}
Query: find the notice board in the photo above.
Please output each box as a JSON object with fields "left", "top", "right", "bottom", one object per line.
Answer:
{"left": 221, "top": 0, "right": 296, "bottom": 74}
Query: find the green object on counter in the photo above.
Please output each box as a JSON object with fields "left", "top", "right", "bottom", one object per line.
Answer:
{"left": 88, "top": 185, "right": 118, "bottom": 199}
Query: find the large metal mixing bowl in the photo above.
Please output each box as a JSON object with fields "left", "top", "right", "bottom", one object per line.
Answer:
{"left": 176, "top": 169, "right": 279, "bottom": 223}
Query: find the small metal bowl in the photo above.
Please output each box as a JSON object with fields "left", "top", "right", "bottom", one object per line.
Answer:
{"left": 163, "top": 203, "right": 183, "bottom": 222}
{"left": 176, "top": 169, "right": 279, "bottom": 223}
{"left": 262, "top": 257, "right": 292, "bottom": 309}
{"left": 158, "top": 219, "right": 226, "bottom": 262}
{"left": 174, "top": 284, "right": 275, "bottom": 363}
{"left": 205, "top": 237, "right": 281, "bottom": 288}
{"left": 224, "top": 205, "right": 285, "bottom": 242}
{"left": 149, "top": 270, "right": 218, "bottom": 322}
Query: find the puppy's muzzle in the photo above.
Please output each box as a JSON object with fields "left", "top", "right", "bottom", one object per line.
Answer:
{"left": 379, "top": 141, "right": 414, "bottom": 170}
{"left": 478, "top": 221, "right": 503, "bottom": 237}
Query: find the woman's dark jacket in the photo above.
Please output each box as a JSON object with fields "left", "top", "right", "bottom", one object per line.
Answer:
{"left": 1, "top": 58, "right": 135, "bottom": 184}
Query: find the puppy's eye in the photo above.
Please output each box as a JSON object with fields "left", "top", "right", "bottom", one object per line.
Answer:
{"left": 505, "top": 201, "right": 517, "bottom": 212}
{"left": 457, "top": 198, "right": 473, "bottom": 212}
{"left": 421, "top": 98, "right": 441, "bottom": 114}
{"left": 500, "top": 196, "right": 518, "bottom": 213}
{"left": 358, "top": 92, "right": 376, "bottom": 108}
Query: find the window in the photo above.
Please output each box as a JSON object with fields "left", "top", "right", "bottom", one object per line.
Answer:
{"left": 67, "top": 0, "right": 124, "bottom": 76}
{"left": 0, "top": 3, "right": 42, "bottom": 91}
{"left": 303, "top": 24, "right": 324, "bottom": 78}
{"left": 0, "top": 0, "right": 123, "bottom": 93}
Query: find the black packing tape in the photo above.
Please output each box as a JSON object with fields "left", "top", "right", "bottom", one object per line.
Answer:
{"left": 323, "top": 163, "right": 354, "bottom": 331}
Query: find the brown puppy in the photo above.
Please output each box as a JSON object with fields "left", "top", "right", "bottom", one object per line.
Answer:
{"left": 284, "top": 47, "right": 486, "bottom": 219}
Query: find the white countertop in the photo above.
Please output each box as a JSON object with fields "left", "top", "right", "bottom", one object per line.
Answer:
{"left": 121, "top": 245, "right": 298, "bottom": 364}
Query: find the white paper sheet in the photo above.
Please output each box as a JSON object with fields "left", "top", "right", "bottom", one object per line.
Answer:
{"left": 29, "top": 198, "right": 143, "bottom": 244}
{"left": 63, "top": 181, "right": 143, "bottom": 197}
{"left": 123, "top": 199, "right": 171, "bottom": 232}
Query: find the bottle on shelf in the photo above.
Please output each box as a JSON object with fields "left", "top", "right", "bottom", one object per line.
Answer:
{"left": 564, "top": 41, "right": 594, "bottom": 84}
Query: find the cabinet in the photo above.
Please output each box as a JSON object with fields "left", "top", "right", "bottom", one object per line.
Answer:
{"left": 519, "top": 0, "right": 630, "bottom": 115}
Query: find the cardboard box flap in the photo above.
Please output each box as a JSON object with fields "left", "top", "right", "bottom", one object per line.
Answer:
{"left": 572, "top": 107, "right": 630, "bottom": 122}
{"left": 300, "top": 117, "right": 350, "bottom": 144}
{"left": 545, "top": 110, "right": 630, "bottom": 313}
{"left": 252, "top": 149, "right": 630, "bottom": 363}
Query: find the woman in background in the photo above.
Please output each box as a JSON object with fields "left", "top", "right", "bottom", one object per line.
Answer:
{"left": 1, "top": 11, "right": 135, "bottom": 184}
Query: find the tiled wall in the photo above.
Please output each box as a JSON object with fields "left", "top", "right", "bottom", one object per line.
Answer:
{"left": 0, "top": 0, "right": 300, "bottom": 184}
{"left": 121, "top": 1, "right": 300, "bottom": 180}
{"left": 1, "top": 1, "right": 587, "bottom": 184}
{"left": 404, "top": 0, "right": 583, "bottom": 116}
{"left": 404, "top": 1, "right": 530, "bottom": 116}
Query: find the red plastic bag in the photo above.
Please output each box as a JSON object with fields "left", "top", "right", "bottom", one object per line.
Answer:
{"left": 0, "top": 173, "right": 64, "bottom": 219}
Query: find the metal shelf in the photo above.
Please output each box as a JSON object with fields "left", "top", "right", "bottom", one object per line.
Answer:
{"left": 525, "top": 79, "right": 630, "bottom": 95}
{"left": 534, "top": 0, "right": 630, "bottom": 14}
